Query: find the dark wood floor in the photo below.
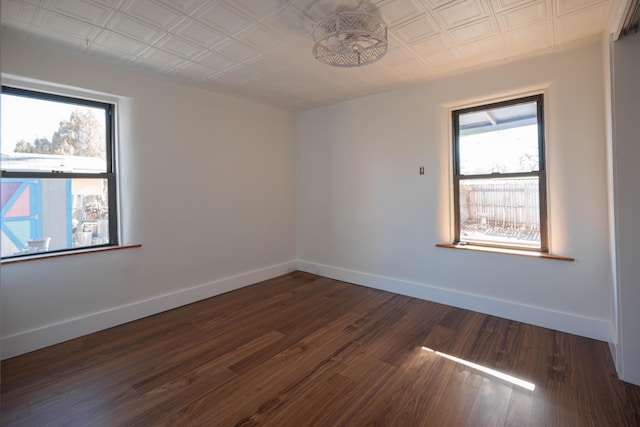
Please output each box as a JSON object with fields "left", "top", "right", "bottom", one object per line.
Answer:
{"left": 2, "top": 271, "right": 639, "bottom": 426}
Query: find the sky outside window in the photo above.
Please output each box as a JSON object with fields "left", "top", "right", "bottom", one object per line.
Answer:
{"left": 458, "top": 124, "right": 539, "bottom": 176}
{"left": 1, "top": 93, "right": 103, "bottom": 154}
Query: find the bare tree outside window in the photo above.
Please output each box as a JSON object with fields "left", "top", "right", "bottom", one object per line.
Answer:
{"left": 13, "top": 108, "right": 106, "bottom": 159}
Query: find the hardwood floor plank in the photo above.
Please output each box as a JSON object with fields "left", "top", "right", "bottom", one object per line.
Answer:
{"left": 226, "top": 288, "right": 397, "bottom": 376}
{"left": 377, "top": 299, "right": 450, "bottom": 367}
{"left": 623, "top": 384, "right": 640, "bottom": 426}
{"left": 426, "top": 368, "right": 483, "bottom": 427}
{"left": 2, "top": 271, "right": 639, "bottom": 426}
{"left": 467, "top": 377, "right": 513, "bottom": 427}
{"left": 175, "top": 295, "right": 412, "bottom": 426}
{"left": 503, "top": 387, "right": 535, "bottom": 427}
{"left": 347, "top": 351, "right": 457, "bottom": 426}
{"left": 304, "top": 359, "right": 400, "bottom": 427}
{"left": 136, "top": 313, "right": 365, "bottom": 426}
{"left": 256, "top": 372, "right": 354, "bottom": 427}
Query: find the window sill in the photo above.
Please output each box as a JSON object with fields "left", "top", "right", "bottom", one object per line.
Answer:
{"left": 1, "top": 244, "right": 142, "bottom": 265}
{"left": 435, "top": 243, "right": 574, "bottom": 262}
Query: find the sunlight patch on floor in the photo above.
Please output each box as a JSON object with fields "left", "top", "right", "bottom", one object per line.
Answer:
{"left": 421, "top": 347, "right": 536, "bottom": 391}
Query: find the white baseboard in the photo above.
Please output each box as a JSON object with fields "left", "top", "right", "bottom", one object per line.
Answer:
{"left": 1, "top": 260, "right": 297, "bottom": 360}
{"left": 297, "top": 260, "right": 613, "bottom": 343}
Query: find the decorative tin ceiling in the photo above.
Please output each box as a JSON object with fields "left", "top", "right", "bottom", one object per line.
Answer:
{"left": 2, "top": 0, "right": 614, "bottom": 110}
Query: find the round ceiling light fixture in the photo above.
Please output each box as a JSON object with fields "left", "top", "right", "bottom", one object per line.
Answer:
{"left": 312, "top": 11, "right": 388, "bottom": 67}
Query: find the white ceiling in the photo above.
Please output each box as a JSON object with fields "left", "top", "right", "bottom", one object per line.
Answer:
{"left": 1, "top": 0, "right": 615, "bottom": 110}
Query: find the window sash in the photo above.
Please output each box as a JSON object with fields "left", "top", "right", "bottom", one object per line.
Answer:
{"left": 1, "top": 86, "right": 116, "bottom": 175}
{"left": 452, "top": 95, "right": 548, "bottom": 252}
{"left": 1, "top": 86, "right": 118, "bottom": 258}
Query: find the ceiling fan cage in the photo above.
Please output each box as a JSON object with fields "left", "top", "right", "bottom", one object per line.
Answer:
{"left": 312, "top": 11, "right": 388, "bottom": 67}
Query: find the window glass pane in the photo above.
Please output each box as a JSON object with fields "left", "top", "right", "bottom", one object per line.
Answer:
{"left": 1, "top": 93, "right": 107, "bottom": 173}
{"left": 458, "top": 101, "right": 539, "bottom": 175}
{"left": 458, "top": 177, "right": 540, "bottom": 248}
{"left": 1, "top": 178, "right": 111, "bottom": 257}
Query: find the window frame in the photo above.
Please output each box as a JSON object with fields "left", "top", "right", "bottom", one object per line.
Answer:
{"left": 451, "top": 94, "right": 548, "bottom": 252}
{"left": 1, "top": 85, "right": 119, "bottom": 258}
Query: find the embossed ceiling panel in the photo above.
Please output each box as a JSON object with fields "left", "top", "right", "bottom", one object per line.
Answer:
{"left": 393, "top": 14, "right": 440, "bottom": 43}
{"left": 197, "top": 2, "right": 253, "bottom": 35}
{"left": 48, "top": 0, "right": 113, "bottom": 24}
{"left": 435, "top": 0, "right": 488, "bottom": 28}
{"left": 107, "top": 13, "right": 166, "bottom": 44}
{"left": 1, "top": 0, "right": 615, "bottom": 110}
{"left": 496, "top": 1, "right": 547, "bottom": 31}
{"left": 377, "top": 0, "right": 426, "bottom": 27}
{"left": 172, "top": 18, "right": 225, "bottom": 48}
{"left": 123, "top": 0, "right": 184, "bottom": 30}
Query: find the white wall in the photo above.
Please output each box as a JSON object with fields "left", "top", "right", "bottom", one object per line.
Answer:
{"left": 0, "top": 33, "right": 619, "bottom": 360}
{"left": 611, "top": 32, "right": 640, "bottom": 385}
{"left": 0, "top": 33, "right": 297, "bottom": 358}
{"left": 296, "top": 42, "right": 613, "bottom": 341}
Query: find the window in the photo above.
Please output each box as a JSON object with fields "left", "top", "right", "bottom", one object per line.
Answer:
{"left": 1, "top": 86, "right": 117, "bottom": 259}
{"left": 452, "top": 94, "right": 547, "bottom": 251}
